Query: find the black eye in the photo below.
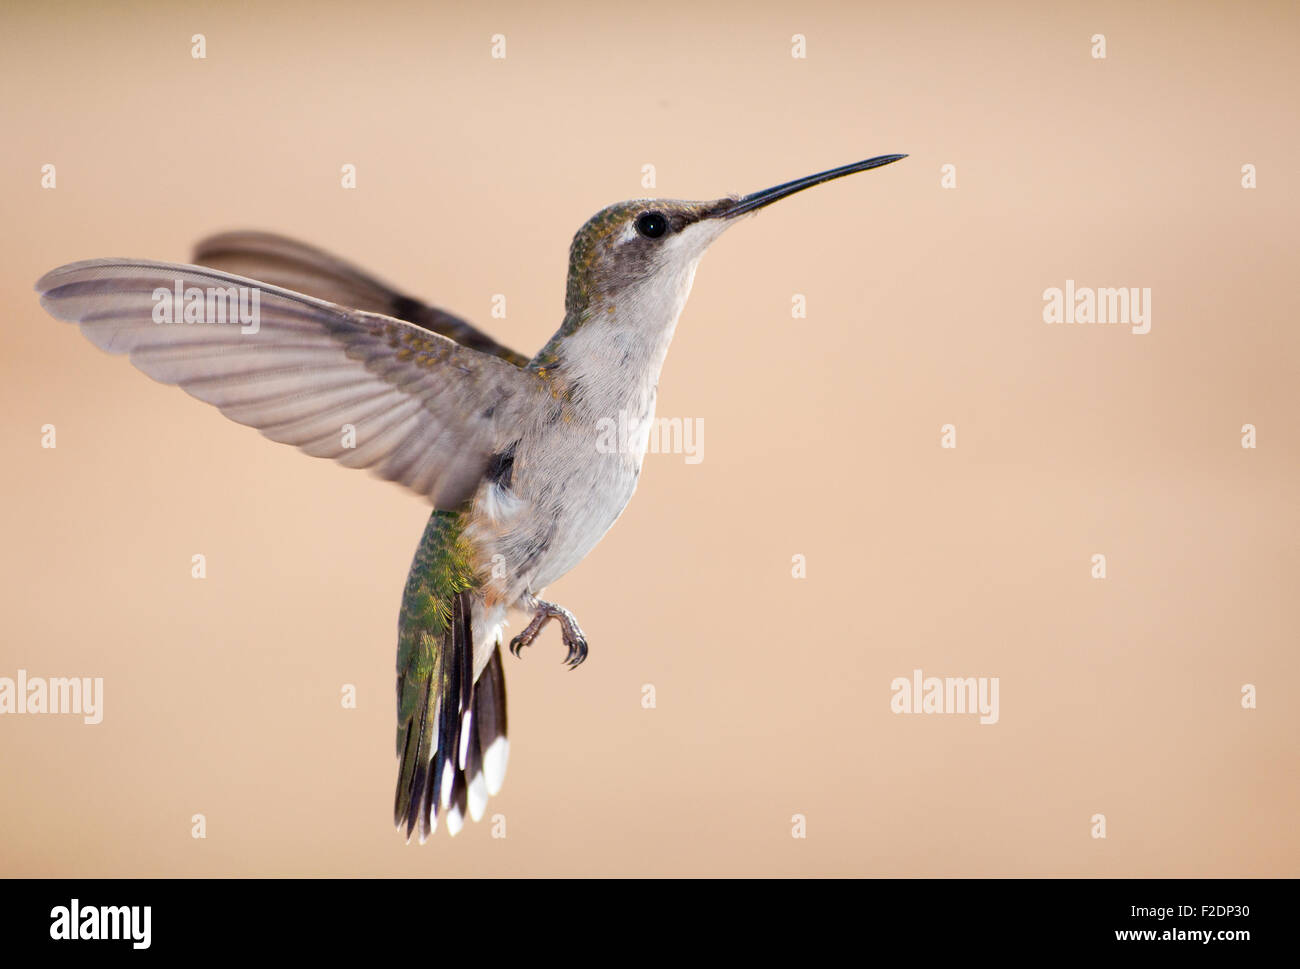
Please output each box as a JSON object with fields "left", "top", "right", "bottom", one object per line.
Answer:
{"left": 635, "top": 212, "right": 667, "bottom": 239}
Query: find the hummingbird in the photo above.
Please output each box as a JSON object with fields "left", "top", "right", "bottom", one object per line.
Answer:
{"left": 35, "top": 154, "right": 906, "bottom": 841}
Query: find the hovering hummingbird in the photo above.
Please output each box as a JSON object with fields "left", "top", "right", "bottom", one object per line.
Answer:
{"left": 35, "top": 154, "right": 905, "bottom": 841}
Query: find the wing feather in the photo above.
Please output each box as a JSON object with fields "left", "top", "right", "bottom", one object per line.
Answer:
{"left": 192, "top": 231, "right": 531, "bottom": 366}
{"left": 36, "top": 258, "right": 538, "bottom": 509}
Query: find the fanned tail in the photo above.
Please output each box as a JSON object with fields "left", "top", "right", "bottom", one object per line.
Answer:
{"left": 394, "top": 511, "right": 508, "bottom": 842}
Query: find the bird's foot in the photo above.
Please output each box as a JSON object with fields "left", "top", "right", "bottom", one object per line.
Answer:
{"left": 509, "top": 596, "right": 589, "bottom": 669}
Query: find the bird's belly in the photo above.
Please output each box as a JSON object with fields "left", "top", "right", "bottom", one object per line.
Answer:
{"left": 526, "top": 459, "right": 639, "bottom": 591}
{"left": 470, "top": 396, "right": 655, "bottom": 604}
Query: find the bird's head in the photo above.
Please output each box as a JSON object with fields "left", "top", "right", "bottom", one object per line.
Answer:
{"left": 561, "top": 154, "right": 907, "bottom": 324}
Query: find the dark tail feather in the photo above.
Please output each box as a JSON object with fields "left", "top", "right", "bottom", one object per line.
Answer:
{"left": 469, "top": 641, "right": 508, "bottom": 819}
{"left": 394, "top": 590, "right": 509, "bottom": 842}
{"left": 395, "top": 675, "right": 434, "bottom": 838}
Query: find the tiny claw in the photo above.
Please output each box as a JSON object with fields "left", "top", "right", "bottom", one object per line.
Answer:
{"left": 563, "top": 636, "right": 589, "bottom": 670}
{"left": 507, "top": 609, "right": 548, "bottom": 659}
{"left": 511, "top": 595, "right": 589, "bottom": 669}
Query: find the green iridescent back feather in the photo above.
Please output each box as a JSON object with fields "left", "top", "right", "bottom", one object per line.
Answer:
{"left": 396, "top": 510, "right": 475, "bottom": 723}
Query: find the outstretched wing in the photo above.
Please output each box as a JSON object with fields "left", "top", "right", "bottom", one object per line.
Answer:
{"left": 36, "top": 259, "right": 538, "bottom": 510}
{"left": 193, "top": 231, "right": 531, "bottom": 367}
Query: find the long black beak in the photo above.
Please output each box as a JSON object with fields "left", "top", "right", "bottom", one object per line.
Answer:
{"left": 722, "top": 154, "right": 906, "bottom": 218}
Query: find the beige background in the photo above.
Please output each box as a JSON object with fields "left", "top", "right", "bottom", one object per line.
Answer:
{"left": 1, "top": 0, "right": 1296, "bottom": 876}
